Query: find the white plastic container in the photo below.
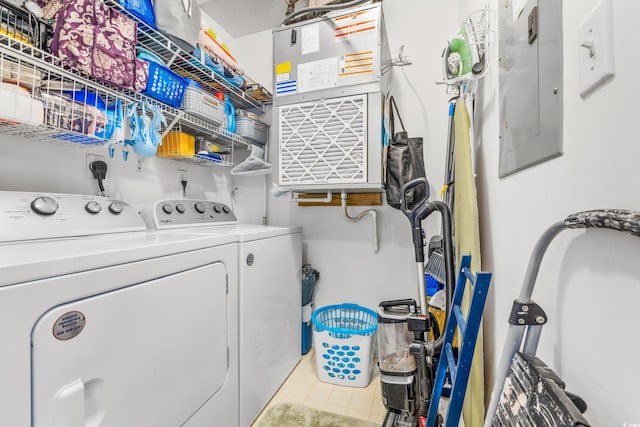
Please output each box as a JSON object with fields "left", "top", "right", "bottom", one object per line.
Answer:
{"left": 180, "top": 85, "right": 224, "bottom": 126}
{"left": 311, "top": 304, "right": 377, "bottom": 388}
{"left": 0, "top": 82, "right": 43, "bottom": 126}
{"left": 235, "top": 114, "right": 269, "bottom": 146}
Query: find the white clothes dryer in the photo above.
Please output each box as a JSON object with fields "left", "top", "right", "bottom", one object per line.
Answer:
{"left": 0, "top": 192, "right": 239, "bottom": 427}
{"left": 143, "top": 199, "right": 302, "bottom": 427}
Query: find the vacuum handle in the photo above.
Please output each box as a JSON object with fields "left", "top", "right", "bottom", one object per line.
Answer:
{"left": 564, "top": 209, "right": 640, "bottom": 237}
{"left": 400, "top": 178, "right": 430, "bottom": 222}
{"left": 400, "top": 178, "right": 432, "bottom": 263}
{"left": 379, "top": 299, "right": 418, "bottom": 313}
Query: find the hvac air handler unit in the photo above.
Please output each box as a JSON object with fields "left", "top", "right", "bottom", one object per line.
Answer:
{"left": 273, "top": 2, "right": 391, "bottom": 193}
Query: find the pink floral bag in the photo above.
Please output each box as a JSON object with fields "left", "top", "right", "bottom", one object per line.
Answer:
{"left": 44, "top": 0, "right": 148, "bottom": 92}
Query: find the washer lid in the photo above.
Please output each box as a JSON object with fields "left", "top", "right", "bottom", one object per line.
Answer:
{"left": 227, "top": 224, "right": 302, "bottom": 241}
{"left": 154, "top": 224, "right": 302, "bottom": 241}
{"left": 0, "top": 231, "right": 235, "bottom": 287}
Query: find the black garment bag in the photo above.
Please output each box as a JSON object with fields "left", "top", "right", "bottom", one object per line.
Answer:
{"left": 385, "top": 96, "right": 427, "bottom": 210}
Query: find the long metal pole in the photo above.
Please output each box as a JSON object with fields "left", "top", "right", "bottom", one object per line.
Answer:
{"left": 483, "top": 221, "right": 567, "bottom": 426}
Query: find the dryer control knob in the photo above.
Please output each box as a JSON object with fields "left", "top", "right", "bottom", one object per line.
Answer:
{"left": 31, "top": 196, "right": 58, "bottom": 216}
{"left": 213, "top": 205, "right": 222, "bottom": 214}
{"left": 222, "top": 206, "right": 230, "bottom": 214}
{"left": 162, "top": 203, "right": 174, "bottom": 214}
{"left": 85, "top": 201, "right": 102, "bottom": 214}
{"left": 194, "top": 202, "right": 206, "bottom": 214}
{"left": 176, "top": 204, "right": 186, "bottom": 214}
{"left": 108, "top": 202, "right": 123, "bottom": 215}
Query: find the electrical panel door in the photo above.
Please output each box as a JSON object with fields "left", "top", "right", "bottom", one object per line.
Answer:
{"left": 499, "top": 0, "right": 563, "bottom": 177}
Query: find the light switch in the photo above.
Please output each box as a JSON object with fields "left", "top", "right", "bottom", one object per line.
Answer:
{"left": 578, "top": 0, "right": 615, "bottom": 98}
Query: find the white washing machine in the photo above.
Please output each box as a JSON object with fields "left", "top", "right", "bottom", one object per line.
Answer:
{"left": 0, "top": 192, "right": 239, "bottom": 427}
{"left": 143, "top": 199, "right": 302, "bottom": 427}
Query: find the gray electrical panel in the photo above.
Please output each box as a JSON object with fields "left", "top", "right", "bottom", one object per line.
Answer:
{"left": 272, "top": 3, "right": 391, "bottom": 192}
{"left": 499, "top": 0, "right": 563, "bottom": 177}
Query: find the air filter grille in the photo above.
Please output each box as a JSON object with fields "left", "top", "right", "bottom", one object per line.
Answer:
{"left": 279, "top": 95, "right": 367, "bottom": 186}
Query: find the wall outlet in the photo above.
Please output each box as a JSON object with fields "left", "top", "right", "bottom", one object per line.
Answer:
{"left": 86, "top": 153, "right": 106, "bottom": 179}
{"left": 177, "top": 169, "right": 188, "bottom": 197}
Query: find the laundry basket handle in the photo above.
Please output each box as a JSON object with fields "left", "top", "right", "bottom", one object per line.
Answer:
{"left": 341, "top": 303, "right": 363, "bottom": 311}
{"left": 564, "top": 209, "right": 640, "bottom": 237}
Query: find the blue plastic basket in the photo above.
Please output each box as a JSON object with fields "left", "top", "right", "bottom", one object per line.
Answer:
{"left": 142, "top": 61, "right": 187, "bottom": 108}
{"left": 120, "top": 0, "right": 156, "bottom": 29}
{"left": 312, "top": 303, "right": 377, "bottom": 339}
{"left": 312, "top": 303, "right": 378, "bottom": 387}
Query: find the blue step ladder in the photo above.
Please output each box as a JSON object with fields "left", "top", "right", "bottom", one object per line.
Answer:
{"left": 426, "top": 255, "right": 492, "bottom": 427}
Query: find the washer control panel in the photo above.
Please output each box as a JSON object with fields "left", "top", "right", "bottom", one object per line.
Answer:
{"left": 0, "top": 191, "right": 146, "bottom": 242}
{"left": 150, "top": 199, "right": 238, "bottom": 229}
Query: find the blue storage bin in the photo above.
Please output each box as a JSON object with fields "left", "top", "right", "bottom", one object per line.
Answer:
{"left": 119, "top": 0, "right": 156, "bottom": 28}
{"left": 142, "top": 61, "right": 187, "bottom": 108}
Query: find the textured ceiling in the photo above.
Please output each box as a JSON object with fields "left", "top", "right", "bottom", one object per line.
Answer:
{"left": 199, "top": 0, "right": 311, "bottom": 38}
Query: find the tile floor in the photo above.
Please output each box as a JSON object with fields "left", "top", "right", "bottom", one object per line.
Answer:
{"left": 251, "top": 347, "right": 387, "bottom": 426}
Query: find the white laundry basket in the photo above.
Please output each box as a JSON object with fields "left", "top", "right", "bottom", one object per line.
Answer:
{"left": 311, "top": 303, "right": 377, "bottom": 388}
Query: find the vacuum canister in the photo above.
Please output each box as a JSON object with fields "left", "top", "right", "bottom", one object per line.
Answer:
{"left": 377, "top": 299, "right": 418, "bottom": 416}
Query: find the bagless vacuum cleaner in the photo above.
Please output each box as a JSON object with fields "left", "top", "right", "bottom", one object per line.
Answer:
{"left": 379, "top": 178, "right": 455, "bottom": 427}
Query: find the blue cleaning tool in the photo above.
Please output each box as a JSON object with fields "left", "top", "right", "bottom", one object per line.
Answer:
{"left": 224, "top": 94, "right": 236, "bottom": 133}
{"left": 125, "top": 101, "right": 167, "bottom": 158}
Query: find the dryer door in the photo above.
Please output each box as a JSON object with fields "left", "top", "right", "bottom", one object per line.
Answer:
{"left": 31, "top": 262, "right": 228, "bottom": 427}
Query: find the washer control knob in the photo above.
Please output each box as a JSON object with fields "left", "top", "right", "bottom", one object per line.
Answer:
{"left": 176, "top": 203, "right": 186, "bottom": 214}
{"left": 213, "top": 205, "right": 222, "bottom": 214}
{"left": 162, "top": 203, "right": 174, "bottom": 214}
{"left": 31, "top": 196, "right": 59, "bottom": 216}
{"left": 222, "top": 206, "right": 230, "bottom": 214}
{"left": 108, "top": 202, "right": 123, "bottom": 215}
{"left": 194, "top": 202, "right": 206, "bottom": 214}
{"left": 85, "top": 201, "right": 102, "bottom": 214}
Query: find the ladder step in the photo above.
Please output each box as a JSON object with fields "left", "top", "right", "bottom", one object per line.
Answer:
{"left": 453, "top": 305, "right": 466, "bottom": 338}
{"left": 445, "top": 343, "right": 456, "bottom": 384}
{"left": 462, "top": 267, "right": 476, "bottom": 285}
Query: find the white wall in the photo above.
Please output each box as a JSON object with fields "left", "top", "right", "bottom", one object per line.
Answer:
{"left": 459, "top": 0, "right": 640, "bottom": 425}
{"left": 232, "top": 0, "right": 459, "bottom": 310}
{"left": 0, "top": 137, "right": 236, "bottom": 210}
{"left": 229, "top": 28, "right": 277, "bottom": 226}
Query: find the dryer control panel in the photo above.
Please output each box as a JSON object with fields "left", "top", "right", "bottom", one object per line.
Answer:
{"left": 147, "top": 199, "right": 238, "bottom": 229}
{"left": 0, "top": 191, "right": 146, "bottom": 242}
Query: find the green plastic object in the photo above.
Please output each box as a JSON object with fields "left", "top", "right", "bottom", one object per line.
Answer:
{"left": 448, "top": 26, "right": 472, "bottom": 77}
